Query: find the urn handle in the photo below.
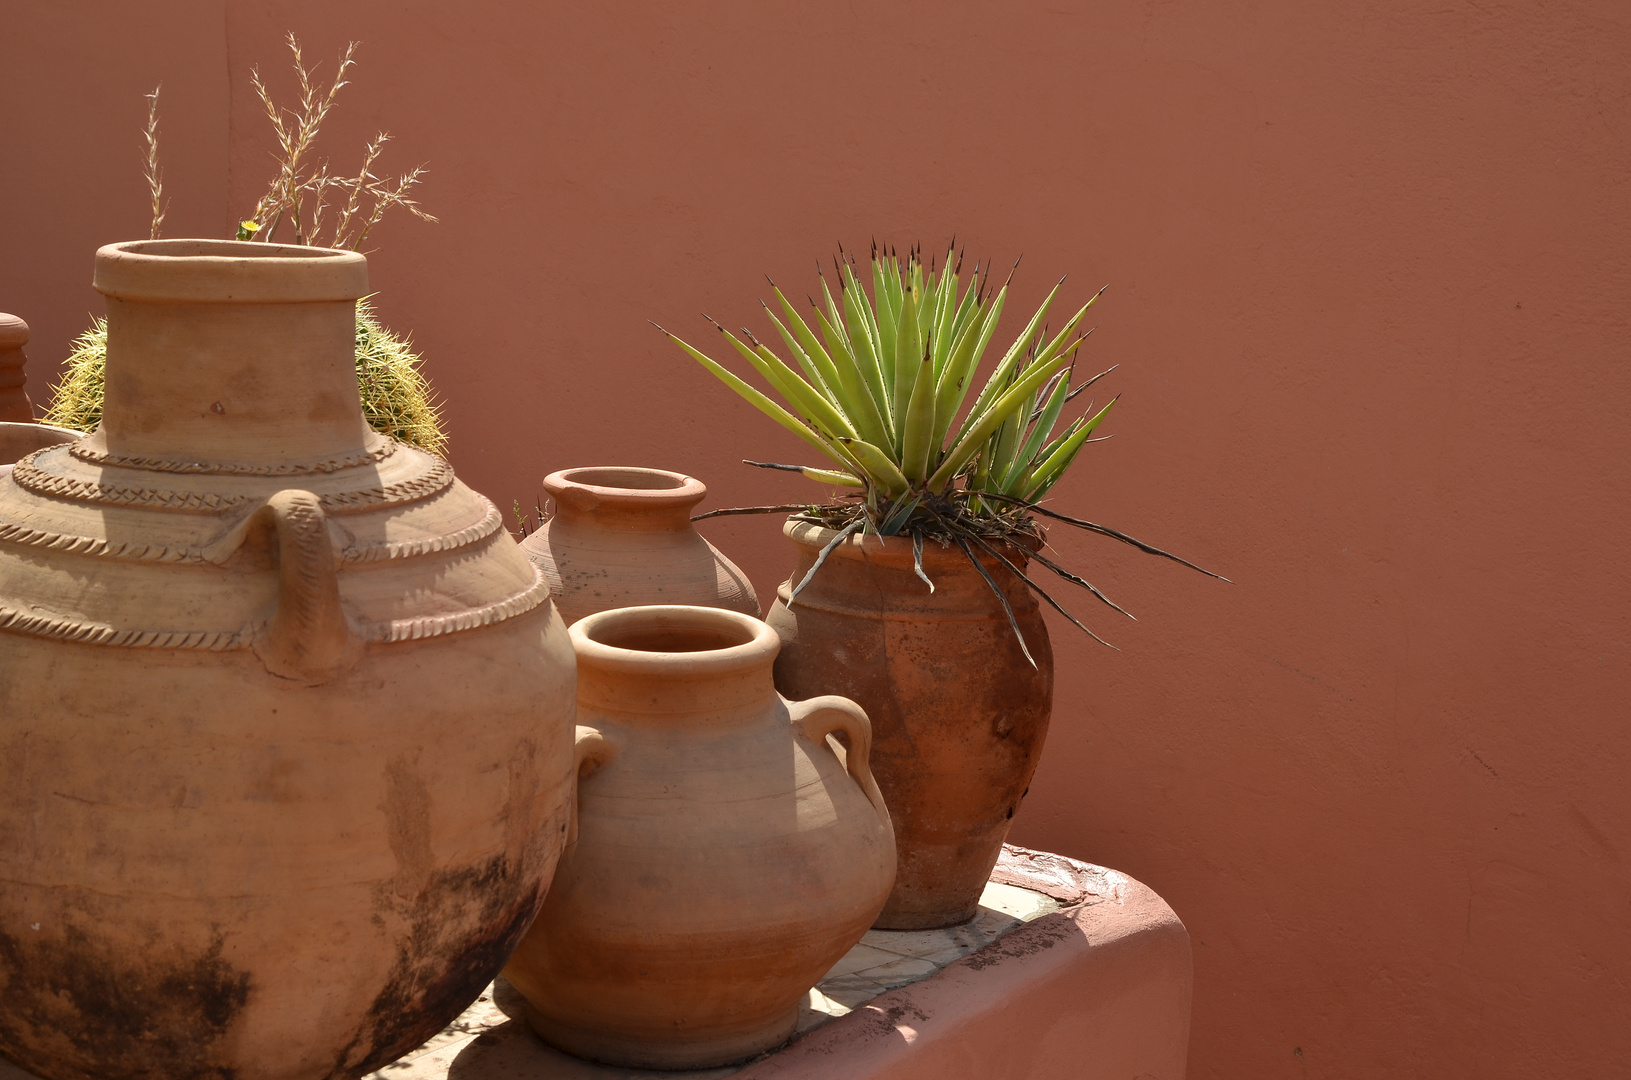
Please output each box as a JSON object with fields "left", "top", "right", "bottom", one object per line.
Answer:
{"left": 789, "top": 696, "right": 891, "bottom": 828}
{"left": 568, "top": 725, "right": 618, "bottom": 848}
{"left": 250, "top": 489, "right": 363, "bottom": 685}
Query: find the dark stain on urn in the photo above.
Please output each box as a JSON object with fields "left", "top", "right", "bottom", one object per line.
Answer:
{"left": 329, "top": 854, "right": 543, "bottom": 1079}
{"left": 0, "top": 923, "right": 249, "bottom": 1080}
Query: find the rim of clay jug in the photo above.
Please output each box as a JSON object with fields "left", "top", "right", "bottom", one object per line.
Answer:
{"left": 544, "top": 466, "right": 707, "bottom": 515}
{"left": 571, "top": 604, "right": 777, "bottom": 679}
{"left": 93, "top": 239, "right": 369, "bottom": 303}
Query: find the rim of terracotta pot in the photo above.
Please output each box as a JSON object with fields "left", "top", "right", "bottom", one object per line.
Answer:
{"left": 543, "top": 466, "right": 707, "bottom": 515}
{"left": 0, "top": 313, "right": 26, "bottom": 347}
{"left": 93, "top": 239, "right": 369, "bottom": 304}
{"left": 0, "top": 421, "right": 85, "bottom": 464}
{"left": 571, "top": 604, "right": 777, "bottom": 678}
{"left": 782, "top": 516, "right": 1038, "bottom": 568}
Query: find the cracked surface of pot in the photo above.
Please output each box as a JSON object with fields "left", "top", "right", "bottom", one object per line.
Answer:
{"left": 765, "top": 518, "right": 1054, "bottom": 930}
{"left": 502, "top": 605, "right": 895, "bottom": 1070}
{"left": 0, "top": 240, "right": 577, "bottom": 1080}
{"left": 520, "top": 466, "right": 759, "bottom": 625}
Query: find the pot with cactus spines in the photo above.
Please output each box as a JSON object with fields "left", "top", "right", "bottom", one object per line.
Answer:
{"left": 666, "top": 242, "right": 1222, "bottom": 928}
{"left": 0, "top": 240, "right": 576, "bottom": 1080}
{"left": 42, "top": 299, "right": 447, "bottom": 456}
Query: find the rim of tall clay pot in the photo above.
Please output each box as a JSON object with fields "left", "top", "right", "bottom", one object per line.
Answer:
{"left": 782, "top": 516, "right": 1041, "bottom": 569}
{"left": 543, "top": 466, "right": 707, "bottom": 524}
{"left": 93, "top": 238, "right": 368, "bottom": 303}
{"left": 571, "top": 604, "right": 777, "bottom": 679}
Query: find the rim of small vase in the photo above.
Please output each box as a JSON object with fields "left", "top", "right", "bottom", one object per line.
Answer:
{"left": 543, "top": 466, "right": 706, "bottom": 514}
{"left": 570, "top": 604, "right": 777, "bottom": 678}
{"left": 93, "top": 239, "right": 369, "bottom": 304}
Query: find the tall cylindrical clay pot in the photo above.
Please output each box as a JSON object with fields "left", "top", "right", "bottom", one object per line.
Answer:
{"left": 519, "top": 466, "right": 759, "bottom": 625}
{"left": 503, "top": 605, "right": 896, "bottom": 1070}
{"left": 766, "top": 519, "right": 1054, "bottom": 930}
{"left": 0, "top": 314, "right": 36, "bottom": 422}
{"left": 0, "top": 241, "right": 577, "bottom": 1080}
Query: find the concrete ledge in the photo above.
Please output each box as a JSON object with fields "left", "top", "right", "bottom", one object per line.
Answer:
{"left": 737, "top": 849, "right": 1193, "bottom": 1080}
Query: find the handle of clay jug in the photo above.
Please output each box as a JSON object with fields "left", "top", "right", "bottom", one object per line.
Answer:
{"left": 567, "top": 725, "right": 618, "bottom": 848}
{"left": 789, "top": 696, "right": 891, "bottom": 827}
{"left": 250, "top": 489, "right": 363, "bottom": 685}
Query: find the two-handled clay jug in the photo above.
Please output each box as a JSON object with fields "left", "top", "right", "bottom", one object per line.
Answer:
{"left": 519, "top": 466, "right": 759, "bottom": 624}
{"left": 0, "top": 240, "right": 577, "bottom": 1080}
{"left": 502, "top": 605, "right": 896, "bottom": 1070}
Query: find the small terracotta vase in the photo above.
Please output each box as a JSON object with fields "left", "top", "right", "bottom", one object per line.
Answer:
{"left": 0, "top": 240, "right": 577, "bottom": 1080}
{"left": 765, "top": 519, "right": 1054, "bottom": 930}
{"left": 503, "top": 605, "right": 896, "bottom": 1070}
{"left": 0, "top": 314, "right": 34, "bottom": 423}
{"left": 519, "top": 466, "right": 759, "bottom": 625}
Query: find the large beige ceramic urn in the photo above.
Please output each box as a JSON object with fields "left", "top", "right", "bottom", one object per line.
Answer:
{"left": 0, "top": 241, "right": 576, "bottom": 1080}
{"left": 503, "top": 605, "right": 896, "bottom": 1070}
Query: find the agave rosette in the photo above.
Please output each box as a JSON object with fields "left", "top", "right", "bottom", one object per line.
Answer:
{"left": 662, "top": 242, "right": 1222, "bottom": 653}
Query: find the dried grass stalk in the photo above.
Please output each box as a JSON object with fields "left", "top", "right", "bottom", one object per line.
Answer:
{"left": 143, "top": 86, "right": 166, "bottom": 239}
{"left": 242, "top": 34, "right": 435, "bottom": 250}
{"left": 54, "top": 37, "right": 449, "bottom": 455}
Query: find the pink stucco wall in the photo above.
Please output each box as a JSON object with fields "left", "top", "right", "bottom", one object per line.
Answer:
{"left": 3, "top": 3, "right": 1627, "bottom": 1076}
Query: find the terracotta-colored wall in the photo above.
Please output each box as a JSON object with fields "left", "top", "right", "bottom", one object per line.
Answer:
{"left": 0, "top": 3, "right": 230, "bottom": 402}
{"left": 4, "top": 3, "right": 1627, "bottom": 1076}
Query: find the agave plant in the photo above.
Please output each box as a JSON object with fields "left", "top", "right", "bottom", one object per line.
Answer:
{"left": 660, "top": 242, "right": 1223, "bottom": 654}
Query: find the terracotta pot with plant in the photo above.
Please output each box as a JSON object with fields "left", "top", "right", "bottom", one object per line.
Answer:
{"left": 662, "top": 243, "right": 1224, "bottom": 928}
